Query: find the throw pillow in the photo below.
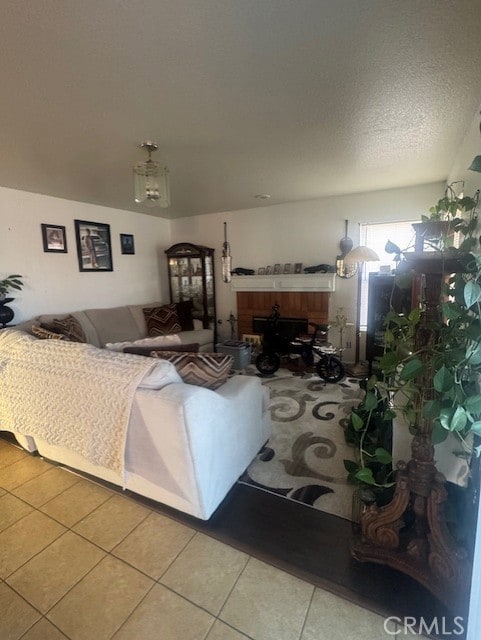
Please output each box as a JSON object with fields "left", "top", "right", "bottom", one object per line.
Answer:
{"left": 124, "top": 342, "right": 200, "bottom": 357}
{"left": 143, "top": 304, "right": 182, "bottom": 337}
{"left": 31, "top": 324, "right": 66, "bottom": 340}
{"left": 175, "top": 300, "right": 194, "bottom": 331}
{"left": 150, "top": 351, "right": 233, "bottom": 390}
{"left": 138, "top": 360, "right": 183, "bottom": 390}
{"left": 48, "top": 315, "right": 86, "bottom": 343}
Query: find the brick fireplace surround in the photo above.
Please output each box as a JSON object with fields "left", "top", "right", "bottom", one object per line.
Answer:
{"left": 236, "top": 291, "right": 330, "bottom": 339}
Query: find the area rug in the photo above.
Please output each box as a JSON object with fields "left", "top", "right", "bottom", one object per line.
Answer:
{"left": 239, "top": 367, "right": 363, "bottom": 520}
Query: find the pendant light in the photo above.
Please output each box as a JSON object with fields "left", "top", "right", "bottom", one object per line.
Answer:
{"left": 133, "top": 141, "right": 170, "bottom": 208}
{"left": 222, "top": 222, "right": 232, "bottom": 283}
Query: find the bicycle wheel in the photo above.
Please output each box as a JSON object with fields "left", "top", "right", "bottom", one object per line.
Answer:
{"left": 255, "top": 352, "right": 281, "bottom": 375}
{"left": 316, "top": 355, "right": 345, "bottom": 383}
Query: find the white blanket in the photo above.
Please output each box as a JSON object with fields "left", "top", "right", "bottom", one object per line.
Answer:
{"left": 0, "top": 330, "right": 155, "bottom": 475}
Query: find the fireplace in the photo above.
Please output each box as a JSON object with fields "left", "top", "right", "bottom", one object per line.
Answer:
{"left": 236, "top": 291, "right": 330, "bottom": 340}
{"left": 252, "top": 315, "right": 309, "bottom": 340}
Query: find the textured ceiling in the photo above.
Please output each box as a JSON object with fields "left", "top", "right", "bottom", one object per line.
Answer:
{"left": 1, "top": 0, "right": 481, "bottom": 219}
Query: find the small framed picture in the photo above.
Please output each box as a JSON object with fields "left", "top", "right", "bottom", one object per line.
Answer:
{"left": 265, "top": 265, "right": 273, "bottom": 275}
{"left": 120, "top": 233, "right": 135, "bottom": 255}
{"left": 294, "top": 262, "right": 303, "bottom": 274}
{"left": 258, "top": 267, "right": 266, "bottom": 275}
{"left": 273, "top": 263, "right": 281, "bottom": 274}
{"left": 41, "top": 224, "right": 67, "bottom": 253}
{"left": 74, "top": 219, "right": 113, "bottom": 272}
{"left": 283, "top": 263, "right": 291, "bottom": 274}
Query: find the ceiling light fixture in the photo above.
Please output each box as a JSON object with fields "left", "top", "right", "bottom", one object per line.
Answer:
{"left": 133, "top": 141, "right": 170, "bottom": 208}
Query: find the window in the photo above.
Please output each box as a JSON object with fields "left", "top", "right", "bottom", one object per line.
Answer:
{"left": 359, "top": 221, "right": 417, "bottom": 330}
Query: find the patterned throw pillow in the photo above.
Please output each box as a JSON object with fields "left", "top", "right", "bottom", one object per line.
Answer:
{"left": 143, "top": 304, "right": 182, "bottom": 336}
{"left": 31, "top": 324, "right": 66, "bottom": 340}
{"left": 48, "top": 315, "right": 86, "bottom": 343}
{"left": 150, "top": 352, "right": 233, "bottom": 390}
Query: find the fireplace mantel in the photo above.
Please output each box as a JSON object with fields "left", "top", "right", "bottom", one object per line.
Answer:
{"left": 230, "top": 273, "right": 336, "bottom": 293}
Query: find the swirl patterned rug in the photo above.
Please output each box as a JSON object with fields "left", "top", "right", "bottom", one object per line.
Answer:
{"left": 239, "top": 369, "right": 363, "bottom": 520}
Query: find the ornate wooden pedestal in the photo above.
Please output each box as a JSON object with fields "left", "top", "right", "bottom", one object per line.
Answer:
{"left": 351, "top": 448, "right": 470, "bottom": 610}
{"left": 351, "top": 255, "right": 472, "bottom": 612}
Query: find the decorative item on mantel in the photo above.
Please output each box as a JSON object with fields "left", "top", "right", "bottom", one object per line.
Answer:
{"left": 231, "top": 267, "right": 255, "bottom": 275}
{"left": 0, "top": 274, "right": 24, "bottom": 328}
{"left": 303, "top": 263, "right": 336, "bottom": 273}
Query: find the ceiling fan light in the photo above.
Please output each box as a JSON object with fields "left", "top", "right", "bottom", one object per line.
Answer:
{"left": 468, "top": 155, "right": 481, "bottom": 173}
{"left": 133, "top": 142, "right": 170, "bottom": 208}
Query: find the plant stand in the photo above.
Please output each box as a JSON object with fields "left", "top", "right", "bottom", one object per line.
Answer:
{"left": 351, "top": 259, "right": 471, "bottom": 611}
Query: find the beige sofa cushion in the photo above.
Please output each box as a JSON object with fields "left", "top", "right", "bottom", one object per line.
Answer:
{"left": 83, "top": 306, "right": 142, "bottom": 347}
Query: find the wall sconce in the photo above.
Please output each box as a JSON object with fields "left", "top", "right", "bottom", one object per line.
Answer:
{"left": 221, "top": 222, "right": 232, "bottom": 283}
{"left": 336, "top": 220, "right": 357, "bottom": 279}
{"left": 133, "top": 141, "right": 170, "bottom": 208}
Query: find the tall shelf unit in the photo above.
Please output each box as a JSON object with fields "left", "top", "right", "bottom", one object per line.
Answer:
{"left": 165, "top": 243, "right": 216, "bottom": 338}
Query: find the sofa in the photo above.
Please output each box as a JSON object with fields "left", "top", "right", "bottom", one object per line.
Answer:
{"left": 0, "top": 328, "right": 270, "bottom": 520}
{"left": 14, "top": 300, "right": 214, "bottom": 351}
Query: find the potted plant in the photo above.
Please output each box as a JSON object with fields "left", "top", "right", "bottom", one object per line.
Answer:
{"left": 345, "top": 186, "right": 481, "bottom": 608}
{"left": 412, "top": 181, "right": 478, "bottom": 252}
{"left": 0, "top": 274, "right": 24, "bottom": 300}
{"left": 0, "top": 274, "right": 24, "bottom": 327}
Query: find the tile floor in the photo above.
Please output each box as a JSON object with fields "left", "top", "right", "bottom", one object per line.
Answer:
{"left": 0, "top": 438, "right": 426, "bottom": 640}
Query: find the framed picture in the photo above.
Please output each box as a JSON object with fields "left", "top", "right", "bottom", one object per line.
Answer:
{"left": 283, "top": 263, "right": 291, "bottom": 274}
{"left": 120, "top": 233, "right": 135, "bottom": 255}
{"left": 258, "top": 267, "right": 266, "bottom": 275}
{"left": 273, "top": 263, "right": 281, "bottom": 274}
{"left": 294, "top": 262, "right": 303, "bottom": 274}
{"left": 41, "top": 224, "right": 67, "bottom": 253}
{"left": 74, "top": 220, "right": 113, "bottom": 272}
{"left": 265, "top": 265, "right": 273, "bottom": 275}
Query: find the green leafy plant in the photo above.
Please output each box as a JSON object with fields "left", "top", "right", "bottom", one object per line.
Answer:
{"left": 419, "top": 183, "right": 479, "bottom": 252}
{"left": 345, "top": 185, "right": 481, "bottom": 495}
{"left": 0, "top": 274, "right": 24, "bottom": 297}
{"left": 343, "top": 377, "right": 396, "bottom": 502}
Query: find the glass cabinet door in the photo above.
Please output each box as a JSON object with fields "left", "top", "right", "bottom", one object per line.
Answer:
{"left": 165, "top": 243, "right": 216, "bottom": 334}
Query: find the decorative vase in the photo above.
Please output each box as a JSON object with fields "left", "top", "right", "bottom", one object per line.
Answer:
{"left": 0, "top": 297, "right": 15, "bottom": 328}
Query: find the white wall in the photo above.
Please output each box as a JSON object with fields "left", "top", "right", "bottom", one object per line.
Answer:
{"left": 0, "top": 186, "right": 171, "bottom": 323}
{"left": 0, "top": 180, "right": 447, "bottom": 359}
{"left": 169, "top": 182, "right": 444, "bottom": 359}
